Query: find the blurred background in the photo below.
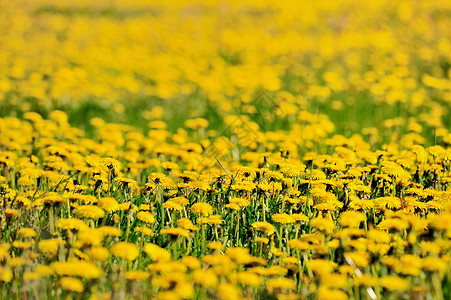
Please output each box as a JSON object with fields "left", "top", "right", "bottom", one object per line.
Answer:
{"left": 0, "top": 0, "right": 450, "bottom": 147}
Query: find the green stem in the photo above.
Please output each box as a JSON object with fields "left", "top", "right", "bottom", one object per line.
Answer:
{"left": 49, "top": 206, "right": 54, "bottom": 235}
{"left": 201, "top": 224, "right": 206, "bottom": 252}
{"left": 235, "top": 211, "right": 240, "bottom": 246}
{"left": 125, "top": 213, "right": 131, "bottom": 242}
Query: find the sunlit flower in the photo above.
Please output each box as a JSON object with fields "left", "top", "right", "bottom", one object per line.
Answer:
{"left": 191, "top": 202, "right": 213, "bottom": 216}
{"left": 310, "top": 217, "right": 335, "bottom": 233}
{"left": 52, "top": 261, "right": 102, "bottom": 279}
{"left": 137, "top": 211, "right": 156, "bottom": 224}
{"left": 193, "top": 269, "right": 217, "bottom": 288}
{"left": 175, "top": 218, "right": 199, "bottom": 231}
{"left": 160, "top": 228, "right": 190, "bottom": 238}
{"left": 162, "top": 200, "right": 183, "bottom": 211}
{"left": 57, "top": 218, "right": 88, "bottom": 231}
{"left": 98, "top": 226, "right": 121, "bottom": 237}
{"left": 379, "top": 276, "right": 409, "bottom": 291}
{"left": 272, "top": 213, "right": 296, "bottom": 224}
{"left": 266, "top": 278, "right": 296, "bottom": 293}
{"left": 144, "top": 243, "right": 171, "bottom": 262}
{"left": 207, "top": 241, "right": 223, "bottom": 251}
{"left": 88, "top": 247, "right": 110, "bottom": 261}
{"left": 111, "top": 242, "right": 139, "bottom": 261}
{"left": 60, "top": 277, "right": 83, "bottom": 293}
{"left": 252, "top": 221, "right": 275, "bottom": 235}
{"left": 125, "top": 271, "right": 150, "bottom": 281}
{"left": 98, "top": 197, "right": 119, "bottom": 212}
{"left": 17, "top": 228, "right": 36, "bottom": 238}
{"left": 75, "top": 205, "right": 105, "bottom": 220}
{"left": 339, "top": 211, "right": 366, "bottom": 228}
{"left": 38, "top": 239, "right": 65, "bottom": 257}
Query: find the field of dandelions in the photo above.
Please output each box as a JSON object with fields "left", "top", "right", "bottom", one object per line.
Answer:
{"left": 1, "top": 0, "right": 450, "bottom": 299}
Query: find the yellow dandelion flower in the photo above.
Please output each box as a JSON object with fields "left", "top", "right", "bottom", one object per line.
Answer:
{"left": 225, "top": 203, "right": 241, "bottom": 211}
{"left": 100, "top": 157, "right": 121, "bottom": 171}
{"left": 374, "top": 196, "right": 402, "bottom": 210}
{"left": 161, "top": 161, "right": 179, "bottom": 170}
{"left": 320, "top": 273, "right": 348, "bottom": 288}
{"left": 12, "top": 241, "right": 33, "bottom": 250}
{"left": 162, "top": 200, "right": 183, "bottom": 211}
{"left": 35, "top": 265, "right": 54, "bottom": 276}
{"left": 97, "top": 226, "right": 121, "bottom": 237}
{"left": 339, "top": 211, "right": 366, "bottom": 228}
{"left": 38, "top": 238, "right": 65, "bottom": 256}
{"left": 144, "top": 243, "right": 171, "bottom": 262}
{"left": 139, "top": 204, "right": 151, "bottom": 211}
{"left": 125, "top": 271, "right": 150, "bottom": 281}
{"left": 345, "top": 252, "right": 370, "bottom": 268}
{"left": 88, "top": 247, "right": 110, "bottom": 261}
{"left": 191, "top": 202, "right": 213, "bottom": 216}
{"left": 171, "top": 196, "right": 189, "bottom": 205}
{"left": 136, "top": 211, "right": 156, "bottom": 224}
{"left": 8, "top": 257, "right": 26, "bottom": 267}
{"left": 217, "top": 283, "right": 241, "bottom": 300}
{"left": 111, "top": 242, "right": 139, "bottom": 261}
{"left": 270, "top": 247, "right": 286, "bottom": 257}
{"left": 367, "top": 229, "right": 391, "bottom": 244}
{"left": 134, "top": 226, "right": 154, "bottom": 236}
{"left": 398, "top": 254, "right": 422, "bottom": 276}
{"left": 175, "top": 280, "right": 194, "bottom": 299}
{"left": 226, "top": 247, "right": 254, "bottom": 265}
{"left": 60, "top": 277, "right": 84, "bottom": 293}
{"left": 229, "top": 197, "right": 250, "bottom": 207}
{"left": 193, "top": 269, "right": 218, "bottom": 288}
{"left": 0, "top": 267, "right": 13, "bottom": 282}
{"left": 207, "top": 241, "right": 223, "bottom": 251}
{"left": 52, "top": 261, "right": 102, "bottom": 279}
{"left": 75, "top": 205, "right": 105, "bottom": 220}
{"left": 353, "top": 274, "right": 378, "bottom": 286}
{"left": 266, "top": 277, "right": 296, "bottom": 293}
{"left": 291, "top": 213, "right": 309, "bottom": 223}
{"left": 98, "top": 197, "right": 119, "bottom": 212}
{"left": 272, "top": 213, "right": 296, "bottom": 224}
{"left": 254, "top": 237, "right": 269, "bottom": 244}
{"left": 4, "top": 209, "right": 20, "bottom": 218}
{"left": 160, "top": 228, "right": 190, "bottom": 238}
{"left": 377, "top": 218, "right": 409, "bottom": 231}
{"left": 17, "top": 228, "right": 36, "bottom": 238}
{"left": 288, "top": 239, "right": 310, "bottom": 251}
{"left": 42, "top": 192, "right": 65, "bottom": 204}
{"left": 422, "top": 256, "right": 448, "bottom": 274}
{"left": 317, "top": 287, "right": 348, "bottom": 300}
{"left": 310, "top": 217, "right": 336, "bottom": 233}
{"left": 207, "top": 214, "right": 222, "bottom": 225}
{"left": 23, "top": 272, "right": 41, "bottom": 281}
{"left": 251, "top": 221, "right": 275, "bottom": 235}
{"left": 78, "top": 229, "right": 104, "bottom": 246}
{"left": 379, "top": 275, "right": 409, "bottom": 291}
{"left": 57, "top": 218, "right": 88, "bottom": 231}
{"left": 181, "top": 256, "right": 201, "bottom": 269}
{"left": 234, "top": 271, "right": 263, "bottom": 287}
{"left": 306, "top": 259, "right": 337, "bottom": 276}
{"left": 119, "top": 202, "right": 131, "bottom": 210}
{"left": 148, "top": 261, "right": 187, "bottom": 274}
{"left": 326, "top": 239, "right": 340, "bottom": 249}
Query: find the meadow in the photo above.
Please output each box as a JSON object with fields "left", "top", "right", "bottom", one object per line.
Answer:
{"left": 0, "top": 0, "right": 450, "bottom": 299}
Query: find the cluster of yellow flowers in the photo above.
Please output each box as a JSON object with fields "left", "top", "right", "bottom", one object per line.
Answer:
{"left": 0, "top": 108, "right": 449, "bottom": 299}
{"left": 0, "top": 0, "right": 450, "bottom": 299}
